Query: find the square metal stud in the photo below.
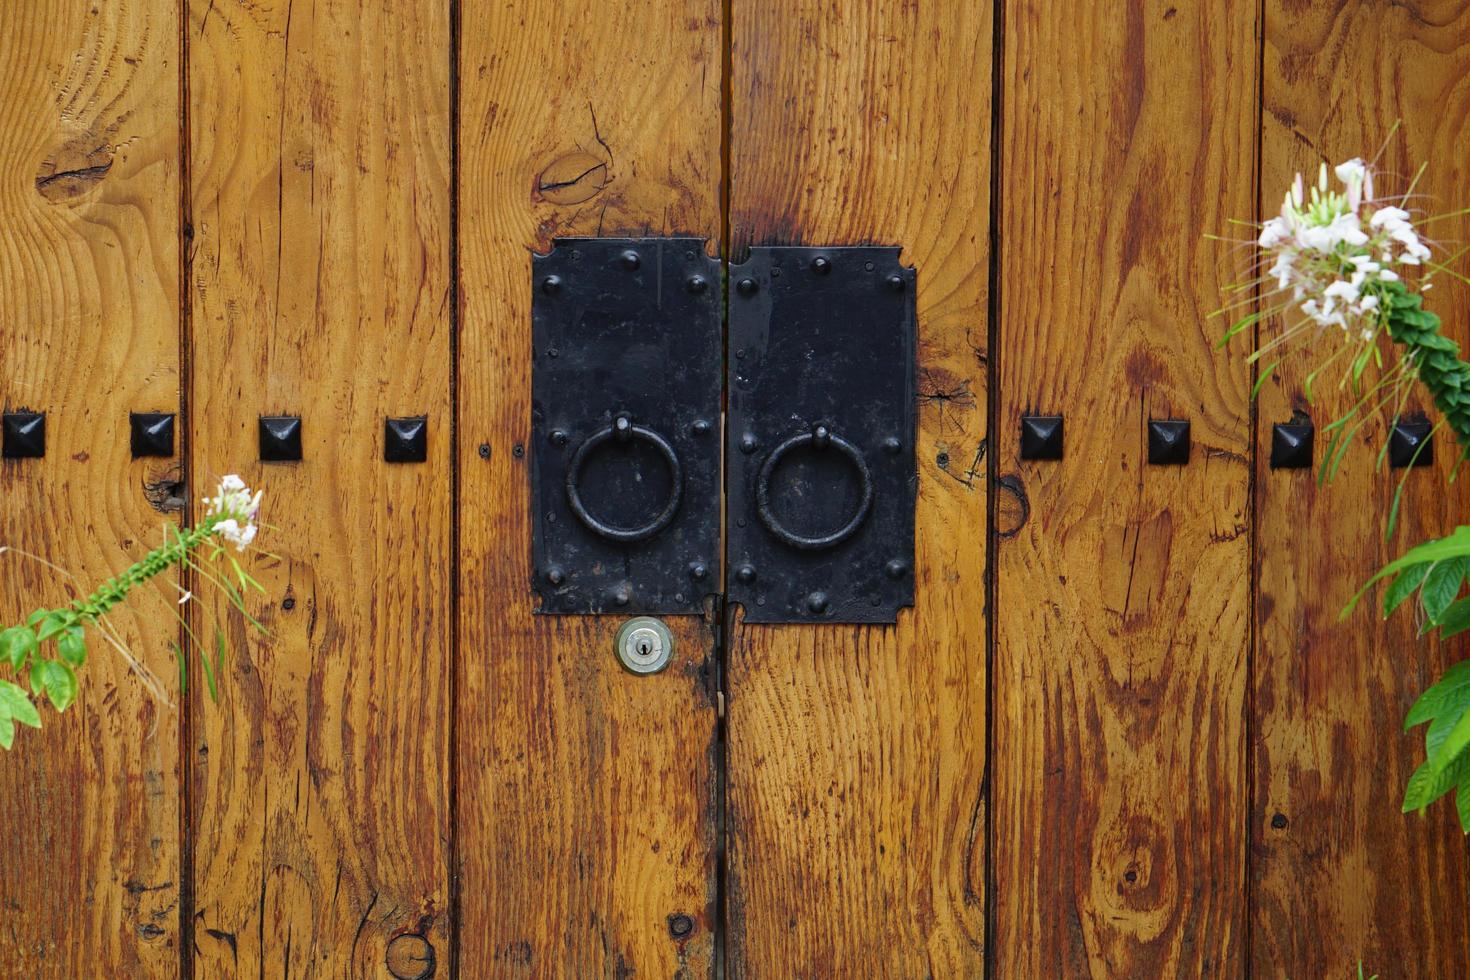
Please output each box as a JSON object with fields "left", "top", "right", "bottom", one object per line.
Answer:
{"left": 1147, "top": 419, "right": 1190, "bottom": 465}
{"left": 130, "top": 412, "right": 176, "bottom": 458}
{"left": 1020, "top": 415, "right": 1064, "bottom": 460}
{"left": 384, "top": 416, "right": 428, "bottom": 463}
{"left": 1270, "top": 422, "right": 1313, "bottom": 470}
{"left": 259, "top": 415, "right": 303, "bottom": 461}
{"left": 1389, "top": 420, "right": 1433, "bottom": 468}
{"left": 1, "top": 412, "right": 44, "bottom": 459}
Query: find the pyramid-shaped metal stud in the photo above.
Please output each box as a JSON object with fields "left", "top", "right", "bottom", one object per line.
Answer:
{"left": 1270, "top": 422, "right": 1313, "bottom": 470}
{"left": 1020, "top": 414, "right": 1064, "bottom": 461}
{"left": 259, "top": 415, "right": 303, "bottom": 461}
{"left": 1147, "top": 419, "right": 1190, "bottom": 465}
{"left": 384, "top": 416, "right": 428, "bottom": 463}
{"left": 130, "top": 412, "right": 176, "bottom": 458}
{"left": 1, "top": 412, "right": 44, "bottom": 459}
{"left": 1389, "top": 420, "right": 1433, "bottom": 468}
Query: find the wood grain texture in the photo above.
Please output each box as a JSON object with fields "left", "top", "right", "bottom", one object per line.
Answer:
{"left": 0, "top": 1, "right": 182, "bottom": 973}
{"left": 1253, "top": 3, "right": 1470, "bottom": 973}
{"left": 187, "top": 0, "right": 453, "bottom": 974}
{"left": 992, "top": 0, "right": 1256, "bottom": 973}
{"left": 725, "top": 2, "right": 990, "bottom": 973}
{"left": 456, "top": 0, "right": 723, "bottom": 974}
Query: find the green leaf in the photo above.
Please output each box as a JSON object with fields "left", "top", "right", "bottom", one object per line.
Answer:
{"left": 56, "top": 627, "right": 86, "bottom": 668}
{"left": 1384, "top": 562, "right": 1433, "bottom": 618}
{"left": 1407, "top": 660, "right": 1470, "bottom": 730}
{"left": 1405, "top": 750, "right": 1470, "bottom": 812}
{"left": 39, "top": 661, "right": 78, "bottom": 713}
{"left": 1441, "top": 599, "right": 1470, "bottom": 641}
{"left": 203, "top": 629, "right": 223, "bottom": 702}
{"left": 34, "top": 612, "right": 69, "bottom": 643}
{"left": 1458, "top": 779, "right": 1470, "bottom": 834}
{"left": 0, "top": 626, "right": 37, "bottom": 671}
{"left": 1422, "top": 558, "right": 1469, "bottom": 623}
{"left": 0, "top": 681, "right": 40, "bottom": 730}
{"left": 1345, "top": 525, "right": 1470, "bottom": 617}
{"left": 171, "top": 642, "right": 187, "bottom": 696}
{"left": 0, "top": 717, "right": 14, "bottom": 751}
{"left": 1432, "top": 704, "right": 1470, "bottom": 775}
{"left": 25, "top": 610, "right": 45, "bottom": 627}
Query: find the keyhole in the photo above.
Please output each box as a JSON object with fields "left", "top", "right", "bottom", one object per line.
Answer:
{"left": 637, "top": 640, "right": 652, "bottom": 657}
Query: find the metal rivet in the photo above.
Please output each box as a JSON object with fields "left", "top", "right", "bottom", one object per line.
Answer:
{"left": 478, "top": 443, "right": 491, "bottom": 459}
{"left": 546, "top": 567, "right": 565, "bottom": 586}
{"left": 882, "top": 436, "right": 902, "bottom": 455}
{"left": 612, "top": 587, "right": 631, "bottom": 606}
{"left": 384, "top": 416, "right": 428, "bottom": 463}
{"left": 687, "top": 275, "right": 708, "bottom": 294}
{"left": 1389, "top": 420, "right": 1433, "bottom": 468}
{"left": 736, "top": 564, "right": 757, "bottom": 585}
{"left": 864, "top": 260, "right": 876, "bottom": 271}
{"left": 884, "top": 559, "right": 908, "bottom": 580}
{"left": 541, "top": 275, "right": 562, "bottom": 294}
{"left": 616, "top": 617, "right": 674, "bottom": 675}
{"left": 282, "top": 596, "right": 296, "bottom": 611}
{"left": 936, "top": 451, "right": 950, "bottom": 468}
{"left": 1020, "top": 415, "right": 1063, "bottom": 461}
{"left": 550, "top": 429, "right": 569, "bottom": 447}
{"left": 1146, "top": 419, "right": 1190, "bottom": 465}
{"left": 130, "top": 412, "right": 176, "bottom": 458}
{"left": 739, "top": 433, "right": 759, "bottom": 454}
{"left": 613, "top": 414, "right": 633, "bottom": 443}
{"left": 810, "top": 255, "right": 832, "bottom": 275}
{"left": 512, "top": 444, "right": 525, "bottom": 458}
{"left": 668, "top": 914, "right": 695, "bottom": 939}
{"left": 1, "top": 411, "right": 45, "bottom": 459}
{"left": 259, "top": 415, "right": 303, "bottom": 462}
{"left": 886, "top": 274, "right": 906, "bottom": 292}
{"left": 812, "top": 424, "right": 831, "bottom": 449}
{"left": 807, "top": 592, "right": 829, "bottom": 614}
{"left": 691, "top": 419, "right": 711, "bottom": 436}
{"left": 547, "top": 347, "right": 560, "bottom": 359}
{"left": 689, "top": 562, "right": 708, "bottom": 582}
{"left": 1271, "top": 812, "right": 1288, "bottom": 829}
{"left": 620, "top": 249, "right": 641, "bottom": 270}
{"left": 1270, "top": 422, "right": 1313, "bottom": 470}
{"left": 737, "top": 277, "right": 758, "bottom": 296}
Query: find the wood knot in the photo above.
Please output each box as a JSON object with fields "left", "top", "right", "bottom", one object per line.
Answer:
{"left": 535, "top": 150, "right": 609, "bottom": 205}
{"left": 385, "top": 933, "right": 436, "bottom": 980}
{"left": 36, "top": 141, "right": 114, "bottom": 202}
{"left": 994, "top": 474, "right": 1030, "bottom": 538}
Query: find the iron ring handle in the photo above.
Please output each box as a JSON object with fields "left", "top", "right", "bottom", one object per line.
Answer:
{"left": 565, "top": 415, "right": 684, "bottom": 543}
{"left": 756, "top": 425, "right": 874, "bottom": 551}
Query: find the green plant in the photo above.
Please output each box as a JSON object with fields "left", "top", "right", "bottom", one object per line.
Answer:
{"left": 0, "top": 474, "right": 267, "bottom": 750}
{"left": 1219, "top": 141, "right": 1470, "bottom": 829}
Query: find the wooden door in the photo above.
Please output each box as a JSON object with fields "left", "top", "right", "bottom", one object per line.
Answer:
{"left": 1, "top": 1, "right": 1470, "bottom": 977}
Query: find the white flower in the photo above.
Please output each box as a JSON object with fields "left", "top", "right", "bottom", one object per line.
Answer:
{"left": 1251, "top": 156, "right": 1431, "bottom": 338}
{"left": 205, "top": 475, "right": 262, "bottom": 552}
{"left": 1336, "top": 158, "right": 1368, "bottom": 210}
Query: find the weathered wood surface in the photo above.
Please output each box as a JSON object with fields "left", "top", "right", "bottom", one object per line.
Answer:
{"left": 187, "top": 0, "right": 453, "bottom": 974}
{"left": 992, "top": 0, "right": 1257, "bottom": 973}
{"left": 0, "top": 0, "right": 183, "bottom": 973}
{"left": 725, "top": 0, "right": 991, "bottom": 973}
{"left": 1252, "top": 3, "right": 1470, "bottom": 974}
{"left": 456, "top": 0, "right": 724, "bottom": 973}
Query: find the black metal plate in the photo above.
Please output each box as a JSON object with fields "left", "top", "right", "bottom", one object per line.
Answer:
{"left": 531, "top": 238, "right": 722, "bottom": 615}
{"left": 727, "top": 246, "right": 917, "bottom": 623}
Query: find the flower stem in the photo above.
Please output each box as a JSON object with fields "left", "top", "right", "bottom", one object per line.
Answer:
{"left": 72, "top": 519, "right": 220, "bottom": 622}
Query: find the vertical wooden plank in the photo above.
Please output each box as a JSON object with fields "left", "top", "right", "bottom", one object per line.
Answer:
{"left": 1253, "top": 4, "right": 1470, "bottom": 973}
{"left": 992, "top": 0, "right": 1256, "bottom": 974}
{"left": 456, "top": 1, "right": 722, "bottom": 974}
{"left": 187, "top": 0, "right": 453, "bottom": 973}
{"left": 725, "top": 3, "right": 989, "bottom": 974}
{"left": 0, "top": 1, "right": 182, "bottom": 973}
